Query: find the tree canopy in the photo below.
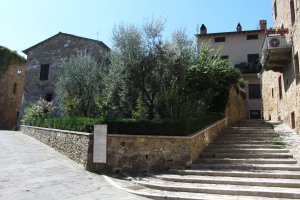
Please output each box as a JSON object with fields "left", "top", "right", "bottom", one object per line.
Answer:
{"left": 55, "top": 18, "right": 244, "bottom": 120}
{"left": 0, "top": 46, "right": 26, "bottom": 78}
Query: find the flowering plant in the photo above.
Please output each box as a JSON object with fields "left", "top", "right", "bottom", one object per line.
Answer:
{"left": 36, "top": 98, "right": 53, "bottom": 119}
{"left": 22, "top": 97, "right": 54, "bottom": 125}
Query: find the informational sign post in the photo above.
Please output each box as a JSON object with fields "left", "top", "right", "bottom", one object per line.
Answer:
{"left": 93, "top": 125, "right": 107, "bottom": 163}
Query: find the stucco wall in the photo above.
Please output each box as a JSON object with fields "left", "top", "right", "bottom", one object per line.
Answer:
{"left": 243, "top": 74, "right": 263, "bottom": 118}
{"left": 197, "top": 31, "right": 265, "bottom": 65}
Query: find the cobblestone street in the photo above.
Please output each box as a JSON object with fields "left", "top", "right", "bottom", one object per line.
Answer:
{"left": 0, "top": 131, "right": 148, "bottom": 200}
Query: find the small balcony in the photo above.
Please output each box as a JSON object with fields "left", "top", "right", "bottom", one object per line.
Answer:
{"left": 261, "top": 30, "right": 292, "bottom": 72}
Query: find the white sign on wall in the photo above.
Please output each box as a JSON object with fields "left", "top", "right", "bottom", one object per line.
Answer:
{"left": 93, "top": 125, "right": 107, "bottom": 163}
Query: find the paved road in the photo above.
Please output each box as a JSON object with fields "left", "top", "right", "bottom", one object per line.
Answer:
{"left": 0, "top": 131, "right": 149, "bottom": 200}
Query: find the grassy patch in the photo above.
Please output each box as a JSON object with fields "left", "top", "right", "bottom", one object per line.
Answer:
{"left": 272, "top": 136, "right": 286, "bottom": 148}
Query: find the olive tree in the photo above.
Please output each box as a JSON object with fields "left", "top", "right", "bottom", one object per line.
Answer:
{"left": 56, "top": 53, "right": 107, "bottom": 117}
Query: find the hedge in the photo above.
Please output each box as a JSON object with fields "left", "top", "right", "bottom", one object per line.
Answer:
{"left": 108, "top": 113, "right": 223, "bottom": 136}
{"left": 26, "top": 117, "right": 102, "bottom": 133}
{"left": 24, "top": 113, "right": 223, "bottom": 136}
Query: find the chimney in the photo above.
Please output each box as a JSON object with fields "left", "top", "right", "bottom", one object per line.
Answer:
{"left": 259, "top": 20, "right": 267, "bottom": 30}
{"left": 236, "top": 23, "right": 242, "bottom": 32}
{"left": 200, "top": 24, "right": 207, "bottom": 35}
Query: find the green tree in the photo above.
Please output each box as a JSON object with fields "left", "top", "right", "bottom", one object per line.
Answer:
{"left": 56, "top": 53, "right": 107, "bottom": 117}
{"left": 186, "top": 43, "right": 242, "bottom": 112}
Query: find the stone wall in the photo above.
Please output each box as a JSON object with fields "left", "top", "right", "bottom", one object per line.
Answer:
{"left": 225, "top": 87, "right": 247, "bottom": 124}
{"left": 21, "top": 119, "right": 227, "bottom": 173}
{"left": 19, "top": 33, "right": 109, "bottom": 125}
{"left": 20, "top": 86, "right": 246, "bottom": 173}
{"left": 0, "top": 64, "right": 25, "bottom": 129}
{"left": 21, "top": 126, "right": 92, "bottom": 167}
{"left": 93, "top": 119, "right": 227, "bottom": 173}
{"left": 262, "top": 1, "right": 300, "bottom": 132}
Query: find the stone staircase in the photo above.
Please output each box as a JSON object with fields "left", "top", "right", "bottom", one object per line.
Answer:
{"left": 123, "top": 120, "right": 300, "bottom": 199}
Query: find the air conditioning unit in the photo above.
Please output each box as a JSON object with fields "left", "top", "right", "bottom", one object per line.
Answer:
{"left": 269, "top": 37, "right": 280, "bottom": 47}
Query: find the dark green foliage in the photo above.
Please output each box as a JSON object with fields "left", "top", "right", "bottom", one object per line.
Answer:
{"left": 107, "top": 113, "right": 223, "bottom": 136}
{"left": 0, "top": 46, "right": 26, "bottom": 78}
{"left": 26, "top": 117, "right": 103, "bottom": 133}
{"left": 56, "top": 53, "right": 108, "bottom": 118}
{"left": 24, "top": 113, "right": 223, "bottom": 135}
{"left": 235, "top": 62, "right": 262, "bottom": 74}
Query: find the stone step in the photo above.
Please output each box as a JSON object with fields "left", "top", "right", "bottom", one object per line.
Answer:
{"left": 169, "top": 169, "right": 300, "bottom": 179}
{"left": 216, "top": 137, "right": 277, "bottom": 141}
{"left": 208, "top": 144, "right": 283, "bottom": 149}
{"left": 191, "top": 163, "right": 300, "bottom": 171}
{"left": 230, "top": 127, "right": 274, "bottom": 130}
{"left": 134, "top": 180, "right": 300, "bottom": 199}
{"left": 156, "top": 174, "right": 300, "bottom": 188}
{"left": 107, "top": 176, "right": 282, "bottom": 200}
{"left": 222, "top": 129, "right": 277, "bottom": 134}
{"left": 201, "top": 152, "right": 293, "bottom": 159}
{"left": 124, "top": 187, "right": 283, "bottom": 200}
{"left": 213, "top": 140, "right": 284, "bottom": 145}
{"left": 205, "top": 148, "right": 289, "bottom": 153}
{"left": 214, "top": 137, "right": 279, "bottom": 141}
{"left": 197, "top": 158, "right": 297, "bottom": 164}
{"left": 220, "top": 134, "right": 278, "bottom": 138}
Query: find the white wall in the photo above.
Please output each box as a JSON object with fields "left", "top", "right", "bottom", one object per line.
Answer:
{"left": 197, "top": 32, "right": 265, "bottom": 119}
{"left": 198, "top": 32, "right": 265, "bottom": 64}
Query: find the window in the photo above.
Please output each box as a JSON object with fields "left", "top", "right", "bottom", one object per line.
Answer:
{"left": 40, "top": 64, "right": 49, "bottom": 81}
{"left": 295, "top": 53, "right": 300, "bottom": 83}
{"left": 272, "top": 88, "right": 274, "bottom": 97}
{"left": 279, "top": 76, "right": 283, "bottom": 99}
{"left": 291, "top": 0, "right": 296, "bottom": 25}
{"left": 13, "top": 83, "right": 17, "bottom": 94}
{"left": 247, "top": 54, "right": 259, "bottom": 64}
{"left": 291, "top": 112, "right": 296, "bottom": 129}
{"left": 274, "top": 1, "right": 277, "bottom": 19}
{"left": 214, "top": 37, "right": 225, "bottom": 42}
{"left": 221, "top": 55, "right": 229, "bottom": 59}
{"left": 247, "top": 34, "right": 258, "bottom": 40}
{"left": 248, "top": 84, "right": 261, "bottom": 99}
{"left": 45, "top": 93, "right": 53, "bottom": 102}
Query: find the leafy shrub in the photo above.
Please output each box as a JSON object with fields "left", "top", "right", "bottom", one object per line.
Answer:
{"left": 23, "top": 113, "right": 223, "bottom": 135}
{"left": 22, "top": 98, "right": 53, "bottom": 125}
{"left": 133, "top": 95, "right": 149, "bottom": 120}
{"left": 26, "top": 117, "right": 103, "bottom": 133}
{"left": 107, "top": 113, "right": 223, "bottom": 136}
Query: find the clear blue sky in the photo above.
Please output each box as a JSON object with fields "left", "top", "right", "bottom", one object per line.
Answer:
{"left": 1, "top": 0, "right": 273, "bottom": 57}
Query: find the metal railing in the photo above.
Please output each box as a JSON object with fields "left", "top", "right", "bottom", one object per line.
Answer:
{"left": 263, "top": 35, "right": 292, "bottom": 50}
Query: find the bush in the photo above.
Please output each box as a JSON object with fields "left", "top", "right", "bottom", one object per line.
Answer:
{"left": 23, "top": 113, "right": 223, "bottom": 135}
{"left": 22, "top": 98, "right": 53, "bottom": 125}
{"left": 107, "top": 113, "right": 223, "bottom": 136}
{"left": 25, "top": 117, "right": 103, "bottom": 133}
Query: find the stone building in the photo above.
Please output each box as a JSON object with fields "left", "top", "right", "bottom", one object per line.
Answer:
{"left": 19, "top": 32, "right": 110, "bottom": 123}
{"left": 0, "top": 46, "right": 26, "bottom": 129}
{"left": 196, "top": 20, "right": 266, "bottom": 119}
{"left": 261, "top": 0, "right": 300, "bottom": 131}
